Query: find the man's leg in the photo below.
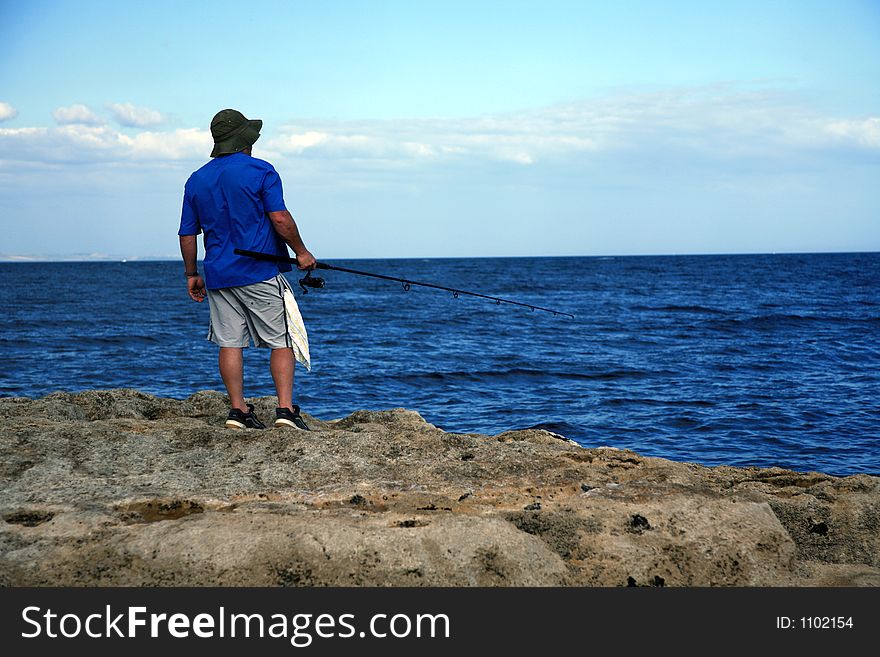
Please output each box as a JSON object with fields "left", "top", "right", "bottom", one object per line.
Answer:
{"left": 219, "top": 347, "right": 247, "bottom": 411}
{"left": 270, "top": 347, "right": 295, "bottom": 410}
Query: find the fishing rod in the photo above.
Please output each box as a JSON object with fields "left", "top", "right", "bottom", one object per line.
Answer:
{"left": 234, "top": 249, "right": 574, "bottom": 318}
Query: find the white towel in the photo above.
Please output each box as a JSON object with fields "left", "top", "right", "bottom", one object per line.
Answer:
{"left": 281, "top": 277, "right": 311, "bottom": 371}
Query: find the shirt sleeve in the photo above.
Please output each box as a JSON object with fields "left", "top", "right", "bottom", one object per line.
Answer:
{"left": 261, "top": 166, "right": 288, "bottom": 214}
{"left": 178, "top": 184, "right": 202, "bottom": 236}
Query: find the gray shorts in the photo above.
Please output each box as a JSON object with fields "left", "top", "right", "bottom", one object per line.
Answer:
{"left": 206, "top": 275, "right": 293, "bottom": 349}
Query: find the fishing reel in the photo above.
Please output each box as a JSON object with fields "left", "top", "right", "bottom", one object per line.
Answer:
{"left": 298, "top": 270, "right": 325, "bottom": 294}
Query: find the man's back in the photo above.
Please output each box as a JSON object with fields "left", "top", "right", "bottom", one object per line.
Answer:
{"left": 180, "top": 152, "right": 291, "bottom": 289}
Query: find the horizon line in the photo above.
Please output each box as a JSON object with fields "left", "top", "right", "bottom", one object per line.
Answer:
{"left": 1, "top": 249, "right": 878, "bottom": 264}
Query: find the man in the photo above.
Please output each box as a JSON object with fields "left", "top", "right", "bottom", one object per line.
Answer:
{"left": 178, "top": 108, "right": 316, "bottom": 430}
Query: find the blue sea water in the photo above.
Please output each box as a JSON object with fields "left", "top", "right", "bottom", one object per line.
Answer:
{"left": 0, "top": 253, "right": 877, "bottom": 477}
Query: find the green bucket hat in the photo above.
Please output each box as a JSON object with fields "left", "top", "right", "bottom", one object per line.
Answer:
{"left": 210, "top": 108, "right": 262, "bottom": 157}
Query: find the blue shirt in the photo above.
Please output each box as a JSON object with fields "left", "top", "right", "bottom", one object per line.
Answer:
{"left": 178, "top": 152, "right": 292, "bottom": 289}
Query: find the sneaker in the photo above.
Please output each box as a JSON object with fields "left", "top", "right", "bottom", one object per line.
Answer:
{"left": 225, "top": 403, "right": 266, "bottom": 430}
{"left": 275, "top": 405, "right": 310, "bottom": 430}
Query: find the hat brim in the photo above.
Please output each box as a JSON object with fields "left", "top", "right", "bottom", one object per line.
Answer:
{"left": 211, "top": 119, "right": 262, "bottom": 157}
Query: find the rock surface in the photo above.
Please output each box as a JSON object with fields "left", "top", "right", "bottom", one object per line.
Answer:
{"left": 1, "top": 389, "right": 878, "bottom": 586}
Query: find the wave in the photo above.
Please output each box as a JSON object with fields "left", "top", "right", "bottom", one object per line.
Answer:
{"left": 394, "top": 367, "right": 668, "bottom": 384}
{"left": 1, "top": 335, "right": 166, "bottom": 349}
{"left": 69, "top": 335, "right": 164, "bottom": 346}
{"left": 708, "top": 313, "right": 879, "bottom": 331}
{"left": 603, "top": 397, "right": 715, "bottom": 408}
{"left": 519, "top": 420, "right": 582, "bottom": 438}
{"left": 630, "top": 304, "right": 727, "bottom": 315}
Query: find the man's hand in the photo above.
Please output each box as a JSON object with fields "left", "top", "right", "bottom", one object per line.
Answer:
{"left": 296, "top": 250, "right": 317, "bottom": 270}
{"left": 187, "top": 275, "right": 206, "bottom": 302}
{"left": 179, "top": 235, "right": 204, "bottom": 301}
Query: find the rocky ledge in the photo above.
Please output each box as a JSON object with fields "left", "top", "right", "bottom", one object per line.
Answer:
{"left": 1, "top": 389, "right": 878, "bottom": 586}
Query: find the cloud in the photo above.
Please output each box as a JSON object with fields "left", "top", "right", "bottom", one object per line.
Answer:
{"left": 52, "top": 104, "right": 104, "bottom": 126}
{"left": 824, "top": 118, "right": 880, "bottom": 148}
{"left": 109, "top": 102, "right": 165, "bottom": 128}
{"left": 118, "top": 127, "right": 211, "bottom": 158}
{"left": 266, "top": 87, "right": 879, "bottom": 171}
{"left": 268, "top": 112, "right": 601, "bottom": 166}
{"left": 0, "top": 125, "right": 211, "bottom": 163}
{"left": 0, "top": 102, "right": 17, "bottom": 122}
{"left": 2, "top": 86, "right": 877, "bottom": 173}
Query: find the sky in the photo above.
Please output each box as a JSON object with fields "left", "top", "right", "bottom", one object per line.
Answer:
{"left": 0, "top": 0, "right": 878, "bottom": 259}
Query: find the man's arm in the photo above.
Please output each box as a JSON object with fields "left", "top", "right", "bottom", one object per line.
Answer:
{"left": 179, "top": 234, "right": 206, "bottom": 302}
{"left": 267, "top": 210, "right": 316, "bottom": 270}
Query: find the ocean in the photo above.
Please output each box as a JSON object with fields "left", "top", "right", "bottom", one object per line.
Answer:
{"left": 1, "top": 253, "right": 877, "bottom": 477}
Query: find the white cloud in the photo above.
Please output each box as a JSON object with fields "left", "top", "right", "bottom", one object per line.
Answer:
{"left": 0, "top": 125, "right": 211, "bottom": 163}
{"left": 272, "top": 130, "right": 375, "bottom": 156}
{"left": 52, "top": 104, "right": 104, "bottom": 125}
{"left": 265, "top": 87, "right": 879, "bottom": 171}
{"left": 272, "top": 130, "right": 329, "bottom": 153}
{"left": 1, "top": 87, "right": 877, "bottom": 173}
{"left": 269, "top": 115, "right": 600, "bottom": 166}
{"left": 117, "top": 127, "right": 211, "bottom": 159}
{"left": 0, "top": 102, "right": 17, "bottom": 122}
{"left": 824, "top": 118, "right": 880, "bottom": 148}
{"left": 109, "top": 102, "right": 165, "bottom": 127}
